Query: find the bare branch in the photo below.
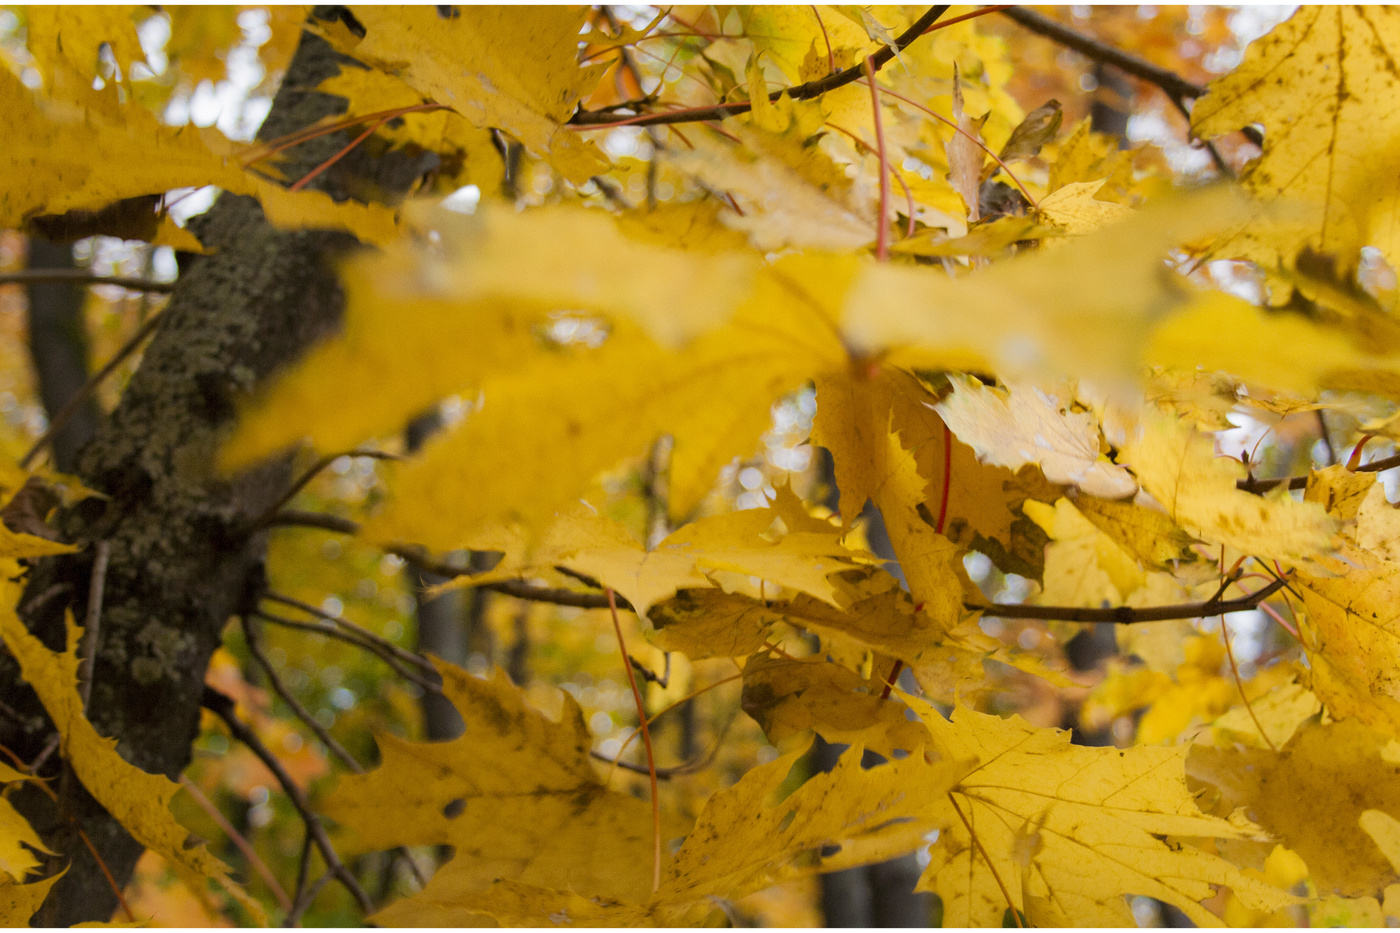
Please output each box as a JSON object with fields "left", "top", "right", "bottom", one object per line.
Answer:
{"left": 253, "top": 608, "right": 442, "bottom": 695}
{"left": 970, "top": 576, "right": 1287, "bottom": 623}
{"left": 264, "top": 591, "right": 437, "bottom": 673}
{"left": 240, "top": 616, "right": 429, "bottom": 891}
{"left": 241, "top": 617, "right": 362, "bottom": 772}
{"left": 179, "top": 775, "right": 292, "bottom": 914}
{"left": 201, "top": 686, "right": 375, "bottom": 917}
{"left": 250, "top": 451, "right": 400, "bottom": 531}
{"left": 998, "top": 6, "right": 1262, "bottom": 148}
{"left": 0, "top": 270, "right": 175, "bottom": 293}
{"left": 265, "top": 510, "right": 361, "bottom": 535}
{"left": 569, "top": 5, "right": 950, "bottom": 129}
{"left": 1237, "top": 450, "right": 1400, "bottom": 494}
{"left": 21, "top": 312, "right": 165, "bottom": 470}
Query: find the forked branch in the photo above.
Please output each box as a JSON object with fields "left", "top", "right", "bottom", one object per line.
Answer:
{"left": 201, "top": 687, "right": 374, "bottom": 917}
{"left": 569, "top": 5, "right": 950, "bottom": 128}
{"left": 970, "top": 576, "right": 1287, "bottom": 623}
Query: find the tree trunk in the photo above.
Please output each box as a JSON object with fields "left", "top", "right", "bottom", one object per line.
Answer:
{"left": 1, "top": 12, "right": 431, "bottom": 923}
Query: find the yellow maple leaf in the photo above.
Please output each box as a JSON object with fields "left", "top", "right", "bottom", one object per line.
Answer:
{"left": 0, "top": 65, "right": 397, "bottom": 245}
{"left": 1023, "top": 497, "right": 1143, "bottom": 607}
{"left": 0, "top": 593, "right": 259, "bottom": 922}
{"left": 740, "top": 6, "right": 871, "bottom": 82}
{"left": 1072, "top": 493, "right": 1197, "bottom": 570}
{"left": 0, "top": 873, "right": 58, "bottom": 927}
{"left": 1356, "top": 481, "right": 1400, "bottom": 562}
{"left": 462, "top": 741, "right": 968, "bottom": 926}
{"left": 1122, "top": 413, "right": 1336, "bottom": 562}
{"left": 556, "top": 485, "right": 864, "bottom": 613}
{"left": 936, "top": 376, "right": 1137, "bottom": 499}
{"left": 320, "top": 7, "right": 607, "bottom": 183}
{"left": 26, "top": 7, "right": 146, "bottom": 85}
{"left": 843, "top": 186, "right": 1251, "bottom": 385}
{"left": 668, "top": 129, "right": 876, "bottom": 252}
{"left": 1189, "top": 719, "right": 1400, "bottom": 897}
{"left": 1145, "top": 289, "right": 1400, "bottom": 398}
{"left": 0, "top": 767, "right": 49, "bottom": 883}
{"left": 740, "top": 653, "right": 931, "bottom": 759}
{"left": 1036, "top": 178, "right": 1133, "bottom": 235}
{"left": 315, "top": 63, "right": 504, "bottom": 193}
{"left": 910, "top": 698, "right": 1298, "bottom": 926}
{"left": 1294, "top": 544, "right": 1400, "bottom": 737}
{"left": 325, "top": 662, "right": 678, "bottom": 925}
{"left": 1192, "top": 7, "right": 1400, "bottom": 275}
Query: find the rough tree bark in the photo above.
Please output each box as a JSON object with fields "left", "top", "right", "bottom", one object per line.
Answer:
{"left": 0, "top": 11, "right": 432, "bottom": 923}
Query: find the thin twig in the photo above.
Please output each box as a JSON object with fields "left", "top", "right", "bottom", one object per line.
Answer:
{"left": 0, "top": 270, "right": 175, "bottom": 292}
{"left": 865, "top": 56, "right": 891, "bottom": 262}
{"left": 253, "top": 609, "right": 441, "bottom": 695}
{"left": 971, "top": 576, "right": 1287, "bottom": 623}
{"left": 286, "top": 832, "right": 315, "bottom": 926}
{"left": 78, "top": 541, "right": 110, "bottom": 711}
{"left": 179, "top": 775, "right": 292, "bottom": 914}
{"left": 287, "top": 870, "right": 334, "bottom": 926}
{"left": 250, "top": 450, "right": 399, "bottom": 531}
{"left": 609, "top": 588, "right": 661, "bottom": 895}
{"left": 570, "top": 5, "right": 950, "bottom": 128}
{"left": 239, "top": 616, "right": 429, "bottom": 891}
{"left": 241, "top": 617, "right": 362, "bottom": 772}
{"left": 263, "top": 592, "right": 436, "bottom": 674}
{"left": 1219, "top": 620, "right": 1277, "bottom": 752}
{"left": 21, "top": 311, "right": 165, "bottom": 470}
{"left": 202, "top": 686, "right": 375, "bottom": 917}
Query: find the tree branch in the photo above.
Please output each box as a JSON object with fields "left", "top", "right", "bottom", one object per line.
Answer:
{"left": 0, "top": 270, "right": 176, "bottom": 293}
{"left": 178, "top": 775, "right": 292, "bottom": 916}
{"left": 201, "top": 686, "right": 375, "bottom": 917}
{"left": 997, "top": 6, "right": 1262, "bottom": 147}
{"left": 20, "top": 311, "right": 164, "bottom": 470}
{"left": 970, "top": 576, "right": 1287, "bottom": 623}
{"left": 1236, "top": 450, "right": 1400, "bottom": 494}
{"left": 241, "top": 617, "right": 361, "bottom": 772}
{"left": 569, "top": 5, "right": 950, "bottom": 128}
{"left": 263, "top": 512, "right": 635, "bottom": 611}
{"left": 249, "top": 450, "right": 399, "bottom": 531}
{"left": 253, "top": 608, "right": 442, "bottom": 694}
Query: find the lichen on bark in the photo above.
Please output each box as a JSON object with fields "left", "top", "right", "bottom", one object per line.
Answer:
{"left": 0, "top": 10, "right": 433, "bottom": 923}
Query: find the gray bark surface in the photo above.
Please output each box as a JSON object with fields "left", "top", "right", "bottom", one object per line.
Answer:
{"left": 0, "top": 13, "right": 431, "bottom": 924}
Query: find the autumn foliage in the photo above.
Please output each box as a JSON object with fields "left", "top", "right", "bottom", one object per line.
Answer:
{"left": 4, "top": 4, "right": 1400, "bottom": 928}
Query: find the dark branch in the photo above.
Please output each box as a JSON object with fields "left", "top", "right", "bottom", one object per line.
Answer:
{"left": 998, "top": 6, "right": 1263, "bottom": 148}
{"left": 265, "top": 509, "right": 361, "bottom": 534}
{"left": 1237, "top": 450, "right": 1400, "bottom": 494}
{"left": 260, "top": 513, "right": 636, "bottom": 610}
{"left": 20, "top": 311, "right": 164, "bottom": 470}
{"left": 250, "top": 450, "right": 399, "bottom": 531}
{"left": 253, "top": 608, "right": 442, "bottom": 694}
{"left": 201, "top": 686, "right": 375, "bottom": 917}
{"left": 569, "top": 5, "right": 950, "bottom": 128}
{"left": 0, "top": 270, "right": 176, "bottom": 293}
{"left": 970, "top": 576, "right": 1287, "bottom": 623}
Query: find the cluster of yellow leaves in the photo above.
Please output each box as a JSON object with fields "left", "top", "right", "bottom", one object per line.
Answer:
{"left": 19, "top": 3, "right": 1400, "bottom": 926}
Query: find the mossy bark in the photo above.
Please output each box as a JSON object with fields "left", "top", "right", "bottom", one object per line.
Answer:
{"left": 0, "top": 12, "right": 430, "bottom": 923}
